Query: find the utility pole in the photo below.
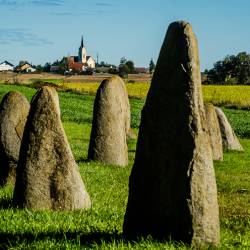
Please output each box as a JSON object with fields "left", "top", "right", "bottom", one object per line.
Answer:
{"left": 96, "top": 52, "right": 99, "bottom": 65}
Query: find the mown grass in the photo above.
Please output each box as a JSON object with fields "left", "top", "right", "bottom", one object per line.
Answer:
{"left": 0, "top": 84, "right": 249, "bottom": 249}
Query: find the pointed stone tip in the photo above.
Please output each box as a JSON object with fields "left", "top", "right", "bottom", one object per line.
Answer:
{"left": 169, "top": 20, "right": 191, "bottom": 28}
{"left": 100, "top": 75, "right": 124, "bottom": 89}
{"left": 2, "top": 91, "right": 29, "bottom": 103}
{"left": 31, "top": 86, "right": 60, "bottom": 117}
{"left": 167, "top": 21, "right": 194, "bottom": 36}
{"left": 109, "top": 75, "right": 123, "bottom": 82}
{"left": 0, "top": 90, "right": 29, "bottom": 111}
{"left": 39, "top": 85, "right": 56, "bottom": 93}
{"left": 37, "top": 86, "right": 58, "bottom": 100}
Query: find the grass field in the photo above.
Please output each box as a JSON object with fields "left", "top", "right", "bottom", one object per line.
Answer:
{"left": 0, "top": 84, "right": 249, "bottom": 249}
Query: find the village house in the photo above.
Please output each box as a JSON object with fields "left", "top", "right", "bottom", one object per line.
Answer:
{"left": 50, "top": 65, "right": 61, "bottom": 73}
{"left": 134, "top": 67, "right": 149, "bottom": 74}
{"left": 15, "top": 62, "right": 36, "bottom": 73}
{"left": 0, "top": 61, "right": 14, "bottom": 72}
{"left": 68, "top": 37, "right": 96, "bottom": 72}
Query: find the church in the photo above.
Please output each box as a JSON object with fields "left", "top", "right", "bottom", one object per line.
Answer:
{"left": 68, "top": 37, "right": 96, "bottom": 72}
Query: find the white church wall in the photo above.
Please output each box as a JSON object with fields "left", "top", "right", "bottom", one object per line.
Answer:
{"left": 87, "top": 57, "right": 96, "bottom": 68}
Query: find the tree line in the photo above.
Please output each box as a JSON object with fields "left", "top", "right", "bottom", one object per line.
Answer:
{"left": 205, "top": 52, "right": 250, "bottom": 85}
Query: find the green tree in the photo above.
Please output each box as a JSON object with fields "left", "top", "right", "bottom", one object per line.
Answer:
{"left": 120, "top": 57, "right": 127, "bottom": 65}
{"left": 234, "top": 52, "right": 250, "bottom": 84}
{"left": 43, "top": 62, "right": 51, "bottom": 72}
{"left": 119, "top": 57, "right": 129, "bottom": 78}
{"left": 207, "top": 52, "right": 250, "bottom": 84}
{"left": 149, "top": 58, "right": 155, "bottom": 76}
{"left": 18, "top": 60, "right": 29, "bottom": 67}
{"left": 35, "top": 65, "right": 43, "bottom": 73}
{"left": 125, "top": 60, "right": 135, "bottom": 74}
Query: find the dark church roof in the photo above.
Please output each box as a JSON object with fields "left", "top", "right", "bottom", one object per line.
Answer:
{"left": 80, "top": 36, "right": 84, "bottom": 48}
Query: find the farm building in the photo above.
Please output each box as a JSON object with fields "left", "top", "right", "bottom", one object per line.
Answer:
{"left": 50, "top": 66, "right": 61, "bottom": 73}
{"left": 15, "top": 63, "right": 36, "bottom": 73}
{"left": 134, "top": 67, "right": 149, "bottom": 74}
{"left": 0, "top": 61, "right": 14, "bottom": 71}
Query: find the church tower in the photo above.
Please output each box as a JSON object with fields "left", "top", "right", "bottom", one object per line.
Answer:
{"left": 78, "top": 36, "right": 87, "bottom": 64}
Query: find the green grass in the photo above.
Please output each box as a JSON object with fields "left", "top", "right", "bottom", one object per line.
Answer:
{"left": 0, "top": 84, "right": 249, "bottom": 249}
{"left": 0, "top": 84, "right": 143, "bottom": 127}
{"left": 223, "top": 108, "right": 250, "bottom": 138}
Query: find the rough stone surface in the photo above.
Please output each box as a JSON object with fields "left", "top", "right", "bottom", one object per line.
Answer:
{"left": 215, "top": 107, "right": 243, "bottom": 151}
{"left": 0, "top": 91, "right": 30, "bottom": 186}
{"left": 13, "top": 87, "right": 91, "bottom": 210}
{"left": 123, "top": 21, "right": 220, "bottom": 248}
{"left": 204, "top": 103, "right": 223, "bottom": 161}
{"left": 119, "top": 77, "right": 136, "bottom": 140}
{"left": 88, "top": 76, "right": 128, "bottom": 166}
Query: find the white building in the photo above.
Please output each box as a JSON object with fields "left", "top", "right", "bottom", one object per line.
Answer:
{"left": 22, "top": 64, "right": 36, "bottom": 73}
{"left": 77, "top": 36, "right": 96, "bottom": 69}
{"left": 0, "top": 61, "right": 14, "bottom": 71}
{"left": 86, "top": 56, "right": 95, "bottom": 69}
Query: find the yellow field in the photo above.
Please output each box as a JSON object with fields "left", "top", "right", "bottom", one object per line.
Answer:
{"left": 57, "top": 82, "right": 150, "bottom": 98}
{"left": 57, "top": 82, "right": 250, "bottom": 108}
{"left": 202, "top": 85, "right": 250, "bottom": 108}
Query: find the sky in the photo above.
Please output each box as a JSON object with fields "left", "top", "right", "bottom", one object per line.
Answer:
{"left": 0, "top": 0, "right": 250, "bottom": 70}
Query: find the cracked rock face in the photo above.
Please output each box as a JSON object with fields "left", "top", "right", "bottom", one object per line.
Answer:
{"left": 88, "top": 76, "right": 128, "bottom": 166}
{"left": 123, "top": 21, "right": 220, "bottom": 248}
{"left": 215, "top": 107, "right": 243, "bottom": 151}
{"left": 204, "top": 103, "right": 223, "bottom": 161}
{"left": 0, "top": 91, "right": 30, "bottom": 186}
{"left": 13, "top": 87, "right": 91, "bottom": 210}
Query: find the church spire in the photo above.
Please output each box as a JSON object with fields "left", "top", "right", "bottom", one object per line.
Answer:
{"left": 78, "top": 35, "right": 87, "bottom": 64}
{"left": 80, "top": 36, "right": 84, "bottom": 48}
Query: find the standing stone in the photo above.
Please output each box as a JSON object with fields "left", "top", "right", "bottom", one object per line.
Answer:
{"left": 123, "top": 21, "right": 220, "bottom": 248}
{"left": 0, "top": 91, "right": 30, "bottom": 186}
{"left": 13, "top": 87, "right": 91, "bottom": 210}
{"left": 119, "top": 77, "right": 136, "bottom": 140}
{"left": 88, "top": 76, "right": 128, "bottom": 166}
{"left": 204, "top": 103, "right": 223, "bottom": 161}
{"left": 215, "top": 107, "right": 243, "bottom": 151}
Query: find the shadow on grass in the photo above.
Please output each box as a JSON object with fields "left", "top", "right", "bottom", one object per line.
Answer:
{"left": 0, "top": 197, "right": 13, "bottom": 209}
{"left": 76, "top": 157, "right": 89, "bottom": 164}
{"left": 0, "top": 231, "right": 123, "bottom": 248}
{"left": 128, "top": 149, "right": 136, "bottom": 153}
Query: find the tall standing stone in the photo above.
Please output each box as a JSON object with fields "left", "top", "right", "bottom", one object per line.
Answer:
{"left": 119, "top": 77, "right": 135, "bottom": 140}
{"left": 13, "top": 87, "right": 91, "bottom": 210}
{"left": 0, "top": 91, "right": 30, "bottom": 186}
{"left": 123, "top": 21, "right": 220, "bottom": 248}
{"left": 204, "top": 103, "right": 223, "bottom": 161}
{"left": 88, "top": 76, "right": 128, "bottom": 166}
{"left": 215, "top": 107, "right": 243, "bottom": 151}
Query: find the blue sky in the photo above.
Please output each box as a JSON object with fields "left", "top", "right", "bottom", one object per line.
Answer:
{"left": 0, "top": 0, "right": 249, "bottom": 70}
